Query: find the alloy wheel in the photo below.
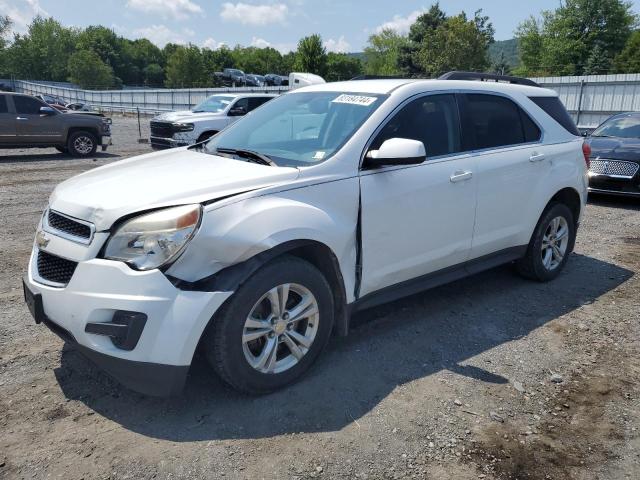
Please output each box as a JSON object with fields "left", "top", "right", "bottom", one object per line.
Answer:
{"left": 73, "top": 136, "right": 94, "bottom": 155}
{"left": 541, "top": 216, "right": 569, "bottom": 271}
{"left": 242, "top": 283, "right": 319, "bottom": 374}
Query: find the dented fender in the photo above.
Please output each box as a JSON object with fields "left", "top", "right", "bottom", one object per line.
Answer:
{"left": 165, "top": 177, "right": 361, "bottom": 302}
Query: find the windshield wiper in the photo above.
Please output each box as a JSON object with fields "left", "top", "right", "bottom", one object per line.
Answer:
{"left": 214, "top": 147, "right": 277, "bottom": 166}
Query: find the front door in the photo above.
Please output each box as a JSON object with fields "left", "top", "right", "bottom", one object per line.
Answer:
{"left": 359, "top": 93, "right": 477, "bottom": 296}
{"left": 13, "top": 95, "right": 64, "bottom": 143}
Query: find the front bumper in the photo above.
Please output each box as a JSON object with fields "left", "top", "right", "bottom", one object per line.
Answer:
{"left": 588, "top": 173, "right": 640, "bottom": 197}
{"left": 101, "top": 135, "right": 111, "bottom": 151}
{"left": 25, "top": 245, "right": 232, "bottom": 396}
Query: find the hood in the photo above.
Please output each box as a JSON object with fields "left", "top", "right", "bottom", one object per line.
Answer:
{"left": 49, "top": 148, "right": 299, "bottom": 231}
{"left": 588, "top": 136, "right": 640, "bottom": 162}
{"left": 153, "top": 110, "right": 225, "bottom": 123}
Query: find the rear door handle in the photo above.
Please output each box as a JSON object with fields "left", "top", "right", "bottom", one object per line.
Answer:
{"left": 16, "top": 117, "right": 28, "bottom": 121}
{"left": 450, "top": 170, "right": 473, "bottom": 183}
{"left": 529, "top": 153, "right": 545, "bottom": 162}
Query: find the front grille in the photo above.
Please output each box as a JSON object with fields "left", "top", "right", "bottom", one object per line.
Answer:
{"left": 590, "top": 159, "right": 639, "bottom": 178}
{"left": 150, "top": 121, "right": 174, "bottom": 138}
{"left": 37, "top": 250, "right": 78, "bottom": 285}
{"left": 48, "top": 210, "right": 92, "bottom": 240}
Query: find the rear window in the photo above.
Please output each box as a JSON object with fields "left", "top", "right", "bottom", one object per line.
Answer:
{"left": 463, "top": 94, "right": 539, "bottom": 150}
{"left": 0, "top": 95, "right": 7, "bottom": 113}
{"left": 529, "top": 96, "right": 580, "bottom": 136}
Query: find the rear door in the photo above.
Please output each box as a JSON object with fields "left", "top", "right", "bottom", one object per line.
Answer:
{"left": 359, "top": 93, "right": 477, "bottom": 296}
{"left": 458, "top": 93, "right": 544, "bottom": 259}
{"left": 0, "top": 94, "right": 16, "bottom": 144}
{"left": 14, "top": 95, "right": 65, "bottom": 143}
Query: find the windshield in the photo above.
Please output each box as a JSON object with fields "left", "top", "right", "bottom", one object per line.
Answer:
{"left": 203, "top": 91, "right": 387, "bottom": 167}
{"left": 592, "top": 116, "right": 640, "bottom": 139}
{"left": 192, "top": 95, "right": 235, "bottom": 113}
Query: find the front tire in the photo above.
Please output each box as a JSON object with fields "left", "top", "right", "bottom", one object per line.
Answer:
{"left": 516, "top": 203, "right": 576, "bottom": 282}
{"left": 67, "top": 131, "right": 98, "bottom": 157}
{"left": 203, "top": 256, "right": 334, "bottom": 394}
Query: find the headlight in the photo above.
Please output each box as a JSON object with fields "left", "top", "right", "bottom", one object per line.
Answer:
{"left": 104, "top": 204, "right": 201, "bottom": 270}
{"left": 172, "top": 122, "right": 194, "bottom": 132}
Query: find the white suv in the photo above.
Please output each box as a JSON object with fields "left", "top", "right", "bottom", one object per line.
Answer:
{"left": 150, "top": 93, "right": 276, "bottom": 149}
{"left": 23, "top": 74, "right": 589, "bottom": 395}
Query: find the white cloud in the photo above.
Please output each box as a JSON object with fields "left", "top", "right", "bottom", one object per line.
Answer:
{"left": 220, "top": 2, "right": 288, "bottom": 26}
{"left": 324, "top": 36, "right": 350, "bottom": 53}
{"left": 251, "top": 37, "right": 271, "bottom": 48}
{"left": 202, "top": 37, "right": 227, "bottom": 50}
{"left": 0, "top": 0, "right": 48, "bottom": 34}
{"left": 131, "top": 25, "right": 190, "bottom": 47}
{"left": 126, "top": 0, "right": 203, "bottom": 21}
{"left": 375, "top": 9, "right": 424, "bottom": 35}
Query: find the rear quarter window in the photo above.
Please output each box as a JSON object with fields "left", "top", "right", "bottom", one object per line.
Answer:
{"left": 529, "top": 96, "right": 580, "bottom": 136}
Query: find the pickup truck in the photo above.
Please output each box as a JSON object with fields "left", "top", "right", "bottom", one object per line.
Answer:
{"left": 0, "top": 92, "right": 111, "bottom": 156}
{"left": 213, "top": 68, "right": 246, "bottom": 87}
{"left": 150, "top": 93, "right": 276, "bottom": 149}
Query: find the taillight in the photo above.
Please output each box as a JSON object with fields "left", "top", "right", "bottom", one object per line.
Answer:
{"left": 582, "top": 141, "right": 591, "bottom": 168}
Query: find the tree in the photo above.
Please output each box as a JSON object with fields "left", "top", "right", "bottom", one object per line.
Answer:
{"left": 143, "top": 63, "right": 164, "bottom": 86}
{"left": 398, "top": 4, "right": 448, "bottom": 75}
{"left": 325, "top": 53, "right": 362, "bottom": 81}
{"left": 584, "top": 44, "right": 612, "bottom": 74}
{"left": 492, "top": 52, "right": 512, "bottom": 75}
{"left": 67, "top": 49, "right": 114, "bottom": 89}
{"left": 364, "top": 29, "right": 408, "bottom": 75}
{"left": 295, "top": 34, "right": 327, "bottom": 75}
{"left": 516, "top": 0, "right": 637, "bottom": 75}
{"left": 6, "top": 17, "right": 77, "bottom": 81}
{"left": 402, "top": 9, "right": 494, "bottom": 77}
{"left": 165, "top": 44, "right": 206, "bottom": 88}
{"left": 0, "top": 15, "right": 12, "bottom": 75}
{"left": 613, "top": 30, "right": 640, "bottom": 73}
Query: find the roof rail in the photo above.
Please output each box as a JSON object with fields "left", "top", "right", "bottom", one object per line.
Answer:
{"left": 438, "top": 71, "right": 540, "bottom": 88}
{"left": 350, "top": 74, "right": 408, "bottom": 80}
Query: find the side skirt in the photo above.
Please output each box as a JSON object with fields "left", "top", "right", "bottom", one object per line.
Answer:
{"left": 350, "top": 245, "right": 527, "bottom": 314}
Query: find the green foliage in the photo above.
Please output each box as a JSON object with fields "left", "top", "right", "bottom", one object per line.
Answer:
{"left": 613, "top": 30, "right": 640, "bottom": 73}
{"left": 488, "top": 39, "right": 519, "bottom": 68}
{"left": 515, "top": 0, "right": 638, "bottom": 75}
{"left": 363, "top": 29, "right": 408, "bottom": 75}
{"left": 67, "top": 49, "right": 114, "bottom": 88}
{"left": 325, "top": 52, "right": 362, "bottom": 81}
{"left": 396, "top": 4, "right": 494, "bottom": 77}
{"left": 165, "top": 44, "right": 206, "bottom": 88}
{"left": 295, "top": 34, "right": 327, "bottom": 75}
{"left": 6, "top": 17, "right": 77, "bottom": 81}
{"left": 0, "top": 15, "right": 11, "bottom": 74}
{"left": 231, "top": 46, "right": 284, "bottom": 74}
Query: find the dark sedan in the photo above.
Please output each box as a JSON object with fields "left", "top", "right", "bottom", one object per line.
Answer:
{"left": 587, "top": 112, "right": 640, "bottom": 198}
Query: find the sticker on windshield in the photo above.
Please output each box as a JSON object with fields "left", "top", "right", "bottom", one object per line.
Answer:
{"left": 313, "top": 151, "right": 326, "bottom": 160}
{"left": 332, "top": 94, "right": 377, "bottom": 106}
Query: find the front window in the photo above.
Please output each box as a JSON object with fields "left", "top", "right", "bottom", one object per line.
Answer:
{"left": 192, "top": 95, "right": 235, "bottom": 113}
{"left": 592, "top": 116, "right": 640, "bottom": 139}
{"left": 203, "top": 91, "right": 387, "bottom": 167}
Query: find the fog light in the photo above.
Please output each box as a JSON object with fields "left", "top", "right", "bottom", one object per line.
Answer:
{"left": 85, "top": 310, "right": 147, "bottom": 351}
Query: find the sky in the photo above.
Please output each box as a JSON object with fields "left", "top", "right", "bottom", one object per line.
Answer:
{"left": 1, "top": 0, "right": 639, "bottom": 53}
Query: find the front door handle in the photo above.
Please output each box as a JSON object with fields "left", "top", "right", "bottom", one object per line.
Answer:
{"left": 529, "top": 152, "right": 546, "bottom": 162}
{"left": 450, "top": 170, "right": 473, "bottom": 183}
{"left": 16, "top": 117, "right": 28, "bottom": 121}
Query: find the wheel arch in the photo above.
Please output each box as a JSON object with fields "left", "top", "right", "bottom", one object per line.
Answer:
{"left": 197, "top": 130, "right": 219, "bottom": 143}
{"left": 67, "top": 126, "right": 100, "bottom": 140}
{"left": 173, "top": 239, "right": 350, "bottom": 337}
{"left": 549, "top": 187, "right": 582, "bottom": 228}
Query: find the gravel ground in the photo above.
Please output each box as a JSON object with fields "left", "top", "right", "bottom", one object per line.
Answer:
{"left": 1, "top": 116, "right": 640, "bottom": 480}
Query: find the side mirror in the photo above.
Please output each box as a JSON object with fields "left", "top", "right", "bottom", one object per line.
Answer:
{"left": 228, "top": 106, "right": 247, "bottom": 116}
{"left": 39, "top": 106, "right": 56, "bottom": 116}
{"left": 364, "top": 138, "right": 426, "bottom": 168}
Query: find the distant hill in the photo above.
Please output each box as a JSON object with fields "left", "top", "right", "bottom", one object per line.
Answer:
{"left": 488, "top": 39, "right": 520, "bottom": 67}
{"left": 347, "top": 52, "right": 366, "bottom": 62}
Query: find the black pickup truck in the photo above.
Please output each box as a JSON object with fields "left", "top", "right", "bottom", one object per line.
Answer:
{"left": 0, "top": 92, "right": 111, "bottom": 156}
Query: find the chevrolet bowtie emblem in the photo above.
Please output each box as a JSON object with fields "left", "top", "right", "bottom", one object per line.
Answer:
{"left": 36, "top": 230, "right": 50, "bottom": 249}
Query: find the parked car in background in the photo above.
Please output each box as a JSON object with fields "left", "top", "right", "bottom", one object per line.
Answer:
{"left": 245, "top": 74, "right": 266, "bottom": 87}
{"left": 150, "top": 93, "right": 276, "bottom": 149}
{"left": 213, "top": 68, "right": 246, "bottom": 87}
{"left": 35, "top": 94, "right": 68, "bottom": 112}
{"left": 0, "top": 92, "right": 111, "bottom": 156}
{"left": 264, "top": 74, "right": 288, "bottom": 86}
{"left": 24, "top": 73, "right": 588, "bottom": 396}
{"left": 586, "top": 112, "right": 640, "bottom": 197}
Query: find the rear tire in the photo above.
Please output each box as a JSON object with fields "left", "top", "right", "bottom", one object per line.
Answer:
{"left": 203, "top": 256, "right": 334, "bottom": 394}
{"left": 516, "top": 203, "right": 576, "bottom": 282}
{"left": 67, "top": 131, "right": 97, "bottom": 157}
